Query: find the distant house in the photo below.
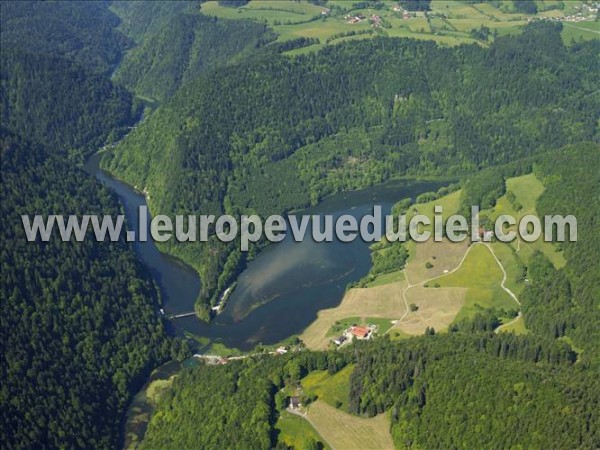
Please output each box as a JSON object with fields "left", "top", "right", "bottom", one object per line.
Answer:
{"left": 275, "top": 346, "right": 288, "bottom": 355}
{"left": 290, "top": 396, "right": 302, "bottom": 409}
{"left": 350, "top": 325, "right": 370, "bottom": 339}
{"left": 333, "top": 335, "right": 347, "bottom": 346}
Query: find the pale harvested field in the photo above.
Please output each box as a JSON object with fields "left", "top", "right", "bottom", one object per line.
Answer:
{"left": 300, "top": 280, "right": 407, "bottom": 350}
{"left": 395, "top": 285, "right": 467, "bottom": 335}
{"left": 405, "top": 238, "right": 469, "bottom": 284}
{"left": 306, "top": 400, "right": 394, "bottom": 450}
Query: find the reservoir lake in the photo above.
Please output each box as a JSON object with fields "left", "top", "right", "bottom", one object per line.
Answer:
{"left": 85, "top": 154, "right": 445, "bottom": 350}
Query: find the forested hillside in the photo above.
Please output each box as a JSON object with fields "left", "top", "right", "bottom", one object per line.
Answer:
{"left": 0, "top": 49, "right": 138, "bottom": 159}
{"left": 110, "top": 1, "right": 198, "bottom": 43}
{"left": 0, "top": 3, "right": 179, "bottom": 448}
{"left": 0, "top": 131, "right": 172, "bottom": 448}
{"left": 114, "top": 11, "right": 275, "bottom": 101}
{"left": 455, "top": 142, "right": 600, "bottom": 365}
{"left": 0, "top": 1, "right": 130, "bottom": 75}
{"left": 523, "top": 143, "right": 600, "bottom": 366}
{"left": 104, "top": 22, "right": 599, "bottom": 317}
{"left": 142, "top": 312, "right": 599, "bottom": 448}
{"left": 350, "top": 333, "right": 599, "bottom": 449}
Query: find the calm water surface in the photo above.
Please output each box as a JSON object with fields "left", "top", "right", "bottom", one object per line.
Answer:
{"left": 85, "top": 154, "right": 444, "bottom": 350}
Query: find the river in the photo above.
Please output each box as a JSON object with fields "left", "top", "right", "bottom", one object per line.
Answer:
{"left": 84, "top": 154, "right": 445, "bottom": 350}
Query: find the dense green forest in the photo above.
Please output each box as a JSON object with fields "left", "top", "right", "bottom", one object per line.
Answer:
{"left": 0, "top": 49, "right": 138, "bottom": 159}
{"left": 0, "top": 2, "right": 183, "bottom": 447}
{"left": 141, "top": 336, "right": 599, "bottom": 448}
{"left": 524, "top": 143, "right": 600, "bottom": 366}
{"left": 114, "top": 11, "right": 275, "bottom": 101}
{"left": 104, "top": 21, "right": 599, "bottom": 316}
{"left": 350, "top": 333, "right": 599, "bottom": 448}
{"left": 0, "top": 1, "right": 130, "bottom": 75}
{"left": 143, "top": 300, "right": 598, "bottom": 449}
{"left": 109, "top": 1, "right": 199, "bottom": 43}
{"left": 0, "top": 130, "right": 173, "bottom": 448}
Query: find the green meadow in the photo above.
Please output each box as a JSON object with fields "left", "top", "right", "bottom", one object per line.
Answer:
{"left": 432, "top": 244, "right": 516, "bottom": 321}
{"left": 302, "top": 364, "right": 354, "bottom": 411}
{"left": 327, "top": 316, "right": 397, "bottom": 336}
{"left": 275, "top": 411, "right": 331, "bottom": 449}
{"left": 200, "top": 0, "right": 598, "bottom": 55}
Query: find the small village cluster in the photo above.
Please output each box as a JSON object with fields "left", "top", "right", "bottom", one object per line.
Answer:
{"left": 344, "top": 7, "right": 413, "bottom": 26}
{"left": 549, "top": 2, "right": 599, "bottom": 22}
{"left": 341, "top": 2, "right": 599, "bottom": 27}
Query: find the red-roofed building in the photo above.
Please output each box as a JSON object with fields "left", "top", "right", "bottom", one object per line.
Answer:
{"left": 350, "top": 326, "right": 370, "bottom": 339}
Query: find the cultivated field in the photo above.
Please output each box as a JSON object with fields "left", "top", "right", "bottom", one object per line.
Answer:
{"left": 405, "top": 238, "right": 469, "bottom": 285}
{"left": 200, "top": 0, "right": 597, "bottom": 55}
{"left": 399, "top": 285, "right": 467, "bottom": 334}
{"left": 305, "top": 400, "right": 395, "bottom": 450}
{"left": 403, "top": 190, "right": 469, "bottom": 284}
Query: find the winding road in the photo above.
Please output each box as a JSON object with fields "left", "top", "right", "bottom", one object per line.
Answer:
{"left": 484, "top": 242, "right": 522, "bottom": 333}
{"left": 387, "top": 242, "right": 522, "bottom": 335}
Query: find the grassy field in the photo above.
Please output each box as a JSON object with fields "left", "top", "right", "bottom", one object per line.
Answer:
{"left": 327, "top": 316, "right": 396, "bottom": 336}
{"left": 306, "top": 400, "right": 395, "bottom": 450}
{"left": 399, "top": 284, "right": 467, "bottom": 334}
{"left": 300, "top": 279, "right": 408, "bottom": 349}
{"left": 562, "top": 20, "right": 600, "bottom": 44}
{"left": 405, "top": 238, "right": 469, "bottom": 285}
{"left": 201, "top": 0, "right": 324, "bottom": 24}
{"left": 302, "top": 364, "right": 354, "bottom": 411}
{"left": 365, "top": 269, "right": 405, "bottom": 287}
{"left": 490, "top": 241, "right": 525, "bottom": 296}
{"left": 275, "top": 411, "right": 331, "bottom": 449}
{"left": 388, "top": 327, "right": 412, "bottom": 340}
{"left": 432, "top": 244, "right": 517, "bottom": 321}
{"left": 482, "top": 173, "right": 566, "bottom": 268}
{"left": 145, "top": 376, "right": 175, "bottom": 405}
{"left": 200, "top": 0, "right": 597, "bottom": 55}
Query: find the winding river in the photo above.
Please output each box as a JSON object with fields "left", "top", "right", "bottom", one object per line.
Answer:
{"left": 84, "top": 154, "right": 445, "bottom": 350}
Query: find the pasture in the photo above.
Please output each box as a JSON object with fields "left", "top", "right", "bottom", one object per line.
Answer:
{"left": 306, "top": 400, "right": 395, "bottom": 450}
{"left": 432, "top": 244, "right": 517, "bottom": 321}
